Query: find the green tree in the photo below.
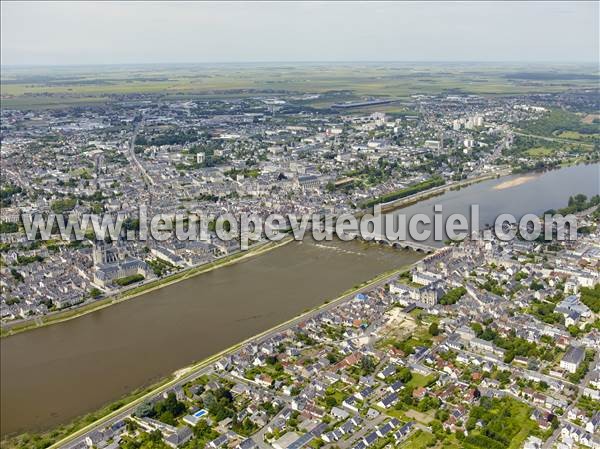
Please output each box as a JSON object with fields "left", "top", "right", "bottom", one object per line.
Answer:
{"left": 428, "top": 322, "right": 440, "bottom": 336}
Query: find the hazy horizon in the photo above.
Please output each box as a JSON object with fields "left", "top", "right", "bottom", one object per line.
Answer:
{"left": 2, "top": 1, "right": 598, "bottom": 66}
{"left": 2, "top": 60, "right": 599, "bottom": 69}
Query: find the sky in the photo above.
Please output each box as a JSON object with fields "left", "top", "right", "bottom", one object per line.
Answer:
{"left": 1, "top": 1, "right": 599, "bottom": 66}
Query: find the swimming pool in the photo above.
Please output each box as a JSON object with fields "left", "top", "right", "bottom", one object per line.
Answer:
{"left": 193, "top": 409, "right": 208, "bottom": 418}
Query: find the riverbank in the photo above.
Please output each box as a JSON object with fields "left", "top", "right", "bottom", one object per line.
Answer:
{"left": 0, "top": 237, "right": 294, "bottom": 338}
{"left": 2, "top": 258, "right": 422, "bottom": 449}
{"left": 380, "top": 169, "right": 510, "bottom": 213}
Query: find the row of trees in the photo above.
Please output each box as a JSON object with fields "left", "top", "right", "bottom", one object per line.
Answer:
{"left": 361, "top": 176, "right": 445, "bottom": 208}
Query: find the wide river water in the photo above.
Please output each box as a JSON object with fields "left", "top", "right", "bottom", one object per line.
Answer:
{"left": 1, "top": 162, "right": 599, "bottom": 436}
{"left": 1, "top": 240, "right": 421, "bottom": 436}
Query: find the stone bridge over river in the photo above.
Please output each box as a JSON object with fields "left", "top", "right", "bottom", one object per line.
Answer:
{"left": 322, "top": 225, "right": 438, "bottom": 254}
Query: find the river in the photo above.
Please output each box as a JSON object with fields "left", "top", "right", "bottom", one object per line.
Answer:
{"left": 387, "top": 162, "right": 600, "bottom": 244}
{"left": 1, "top": 162, "right": 599, "bottom": 436}
{"left": 0, "top": 239, "right": 421, "bottom": 436}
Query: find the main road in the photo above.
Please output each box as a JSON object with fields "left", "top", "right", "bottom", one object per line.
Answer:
{"left": 128, "top": 118, "right": 155, "bottom": 187}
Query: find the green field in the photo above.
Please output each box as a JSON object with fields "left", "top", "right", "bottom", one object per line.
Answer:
{"left": 525, "top": 147, "right": 556, "bottom": 157}
{"left": 557, "top": 130, "right": 600, "bottom": 141}
{"left": 406, "top": 372, "right": 438, "bottom": 389}
{"left": 399, "top": 429, "right": 437, "bottom": 448}
{"left": 2, "top": 63, "right": 599, "bottom": 109}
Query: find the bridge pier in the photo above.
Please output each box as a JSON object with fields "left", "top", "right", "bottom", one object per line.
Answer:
{"left": 317, "top": 227, "right": 437, "bottom": 254}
